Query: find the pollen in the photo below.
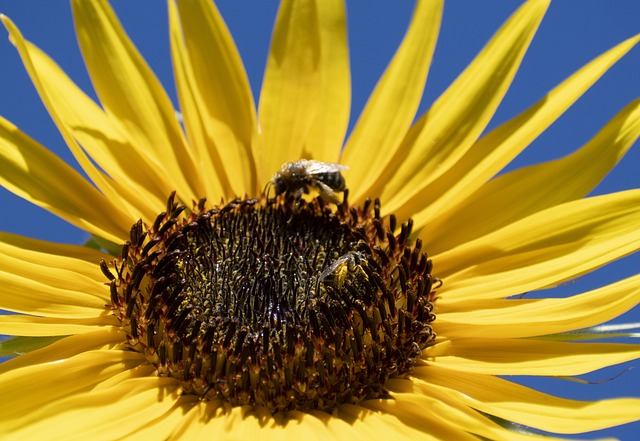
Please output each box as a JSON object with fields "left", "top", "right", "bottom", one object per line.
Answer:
{"left": 105, "top": 192, "right": 439, "bottom": 413}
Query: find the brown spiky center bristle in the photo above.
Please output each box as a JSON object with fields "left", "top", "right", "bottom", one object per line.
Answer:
{"left": 104, "top": 193, "right": 439, "bottom": 413}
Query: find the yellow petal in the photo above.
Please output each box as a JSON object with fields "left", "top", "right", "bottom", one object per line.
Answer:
{"left": 0, "top": 267, "right": 105, "bottom": 318}
{"left": 1, "top": 16, "right": 162, "bottom": 229}
{"left": 436, "top": 274, "right": 640, "bottom": 338}
{"left": 437, "top": 190, "right": 640, "bottom": 302}
{"left": 427, "top": 96, "right": 640, "bottom": 254}
{"left": 426, "top": 338, "right": 640, "bottom": 376}
{"left": 418, "top": 365, "right": 640, "bottom": 434}
{"left": 417, "top": 36, "right": 640, "bottom": 234}
{"left": 332, "top": 404, "right": 440, "bottom": 440}
{"left": 174, "top": 401, "right": 437, "bottom": 441}
{"left": 3, "top": 377, "right": 183, "bottom": 439}
{"left": 341, "top": 0, "right": 442, "bottom": 198}
{"left": 0, "top": 330, "right": 124, "bottom": 374}
{"left": 119, "top": 394, "right": 199, "bottom": 440}
{"left": 258, "top": 0, "right": 353, "bottom": 181}
{"left": 20, "top": 42, "right": 170, "bottom": 220}
{"left": 0, "top": 249, "right": 107, "bottom": 302}
{"left": 0, "top": 349, "right": 145, "bottom": 432}
{"left": 0, "top": 232, "right": 109, "bottom": 274}
{"left": 91, "top": 362, "right": 157, "bottom": 392}
{"left": 172, "top": 0, "right": 258, "bottom": 198}
{"left": 384, "top": 378, "right": 557, "bottom": 441}
{"left": 373, "top": 0, "right": 549, "bottom": 215}
{"left": 364, "top": 397, "right": 480, "bottom": 441}
{"left": 302, "top": 0, "right": 350, "bottom": 163}
{"left": 0, "top": 117, "right": 130, "bottom": 244}
{"left": 0, "top": 234, "right": 110, "bottom": 317}
{"left": 0, "top": 314, "right": 117, "bottom": 336}
{"left": 71, "top": 0, "right": 203, "bottom": 203}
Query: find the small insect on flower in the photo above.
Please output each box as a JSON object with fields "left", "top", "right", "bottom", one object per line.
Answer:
{"left": 267, "top": 159, "right": 348, "bottom": 204}
{"left": 318, "top": 251, "right": 369, "bottom": 290}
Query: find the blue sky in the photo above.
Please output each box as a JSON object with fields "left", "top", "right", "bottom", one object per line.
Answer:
{"left": 0, "top": 1, "right": 639, "bottom": 439}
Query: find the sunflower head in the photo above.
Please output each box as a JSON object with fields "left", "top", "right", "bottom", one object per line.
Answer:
{"left": 104, "top": 192, "right": 438, "bottom": 413}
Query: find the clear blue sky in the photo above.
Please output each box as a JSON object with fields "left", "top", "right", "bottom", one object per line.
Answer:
{"left": 0, "top": 2, "right": 639, "bottom": 439}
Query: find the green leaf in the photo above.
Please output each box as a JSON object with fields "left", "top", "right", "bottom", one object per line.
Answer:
{"left": 0, "top": 335, "right": 65, "bottom": 357}
{"left": 84, "top": 235, "right": 121, "bottom": 256}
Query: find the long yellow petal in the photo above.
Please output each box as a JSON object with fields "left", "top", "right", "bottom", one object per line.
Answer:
{"left": 0, "top": 233, "right": 110, "bottom": 317}
{"left": 363, "top": 397, "right": 480, "bottom": 441}
{"left": 0, "top": 118, "right": 130, "bottom": 243}
{"left": 0, "top": 271, "right": 106, "bottom": 318}
{"left": 259, "top": 0, "right": 354, "bottom": 180}
{"left": 416, "top": 36, "right": 640, "bottom": 234}
{"left": 426, "top": 338, "right": 640, "bottom": 376}
{"left": 0, "top": 16, "right": 165, "bottom": 229}
{"left": 0, "top": 232, "right": 112, "bottom": 272}
{"left": 173, "top": 0, "right": 258, "bottom": 198}
{"left": 71, "top": 0, "right": 203, "bottom": 203}
{"left": 427, "top": 97, "right": 640, "bottom": 254}
{"left": 437, "top": 190, "right": 640, "bottom": 302}
{"left": 436, "top": 274, "right": 640, "bottom": 338}
{"left": 302, "top": 0, "right": 350, "bottom": 163}
{"left": 258, "top": 0, "right": 320, "bottom": 176}
{"left": 2, "top": 376, "right": 182, "bottom": 439}
{"left": 174, "top": 401, "right": 441, "bottom": 441}
{"left": 384, "top": 378, "right": 559, "bottom": 441}
{"left": 0, "top": 315, "right": 117, "bottom": 336}
{"left": 0, "top": 330, "right": 124, "bottom": 374}
{"left": 112, "top": 392, "right": 198, "bottom": 441}
{"left": 1, "top": 248, "right": 107, "bottom": 302}
{"left": 18, "top": 39, "right": 171, "bottom": 220}
{"left": 373, "top": 0, "right": 549, "bottom": 213}
{"left": 418, "top": 365, "right": 640, "bottom": 434}
{"left": 0, "top": 232, "right": 110, "bottom": 276}
{"left": 0, "top": 350, "right": 145, "bottom": 432}
{"left": 341, "top": 0, "right": 442, "bottom": 198}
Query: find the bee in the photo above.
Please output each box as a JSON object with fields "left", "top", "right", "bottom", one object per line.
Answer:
{"left": 267, "top": 159, "right": 348, "bottom": 204}
{"left": 318, "top": 251, "right": 368, "bottom": 290}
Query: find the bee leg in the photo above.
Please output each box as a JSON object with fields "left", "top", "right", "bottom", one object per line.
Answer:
{"left": 262, "top": 181, "right": 272, "bottom": 200}
{"left": 294, "top": 187, "right": 306, "bottom": 201}
{"left": 285, "top": 187, "right": 306, "bottom": 223}
{"left": 315, "top": 181, "right": 341, "bottom": 204}
{"left": 293, "top": 187, "right": 307, "bottom": 211}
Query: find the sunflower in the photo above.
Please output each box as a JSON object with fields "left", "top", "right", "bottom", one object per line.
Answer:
{"left": 1, "top": 0, "right": 640, "bottom": 439}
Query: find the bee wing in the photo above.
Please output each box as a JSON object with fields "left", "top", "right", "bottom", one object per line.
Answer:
{"left": 303, "top": 160, "right": 349, "bottom": 175}
{"left": 318, "top": 254, "right": 351, "bottom": 282}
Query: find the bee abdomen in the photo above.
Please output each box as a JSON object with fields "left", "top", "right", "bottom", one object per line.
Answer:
{"left": 315, "top": 172, "right": 345, "bottom": 191}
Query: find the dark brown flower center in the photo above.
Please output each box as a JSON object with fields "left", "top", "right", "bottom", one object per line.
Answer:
{"left": 103, "top": 192, "right": 439, "bottom": 413}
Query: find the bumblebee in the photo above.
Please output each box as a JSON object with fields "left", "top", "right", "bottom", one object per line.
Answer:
{"left": 268, "top": 159, "right": 348, "bottom": 204}
{"left": 318, "top": 251, "right": 368, "bottom": 289}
